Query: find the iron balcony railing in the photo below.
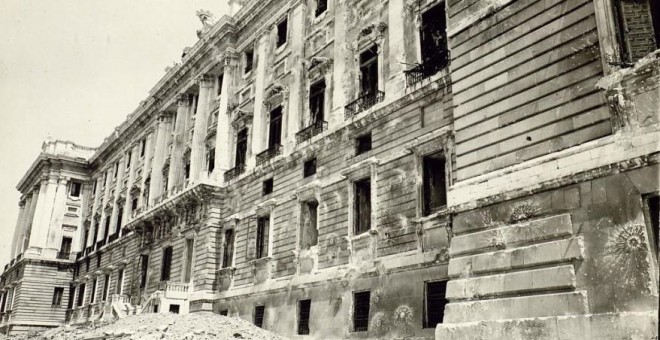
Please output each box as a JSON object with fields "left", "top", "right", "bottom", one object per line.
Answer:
{"left": 295, "top": 121, "right": 328, "bottom": 144}
{"left": 403, "top": 55, "right": 450, "bottom": 87}
{"left": 344, "top": 91, "right": 384, "bottom": 119}
{"left": 256, "top": 144, "right": 283, "bottom": 166}
{"left": 224, "top": 164, "right": 246, "bottom": 182}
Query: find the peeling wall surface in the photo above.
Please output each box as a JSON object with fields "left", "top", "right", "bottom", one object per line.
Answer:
{"left": 1, "top": 0, "right": 659, "bottom": 339}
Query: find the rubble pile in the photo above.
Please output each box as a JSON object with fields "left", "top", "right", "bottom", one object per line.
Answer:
{"left": 1, "top": 313, "right": 287, "bottom": 340}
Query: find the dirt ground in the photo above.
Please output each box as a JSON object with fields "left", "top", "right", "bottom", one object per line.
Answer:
{"left": 0, "top": 312, "right": 288, "bottom": 340}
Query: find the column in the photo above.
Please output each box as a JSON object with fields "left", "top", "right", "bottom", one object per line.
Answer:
{"left": 250, "top": 33, "right": 270, "bottom": 167}
{"left": 17, "top": 194, "right": 33, "bottom": 255}
{"left": 123, "top": 144, "right": 139, "bottom": 231}
{"left": 46, "top": 176, "right": 69, "bottom": 255}
{"left": 285, "top": 5, "right": 304, "bottom": 152}
{"left": 23, "top": 187, "right": 40, "bottom": 252}
{"left": 28, "top": 174, "right": 57, "bottom": 254}
{"left": 387, "top": 0, "right": 406, "bottom": 93}
{"left": 140, "top": 131, "right": 155, "bottom": 207}
{"left": 190, "top": 75, "right": 214, "bottom": 181}
{"left": 9, "top": 199, "right": 27, "bottom": 259}
{"left": 168, "top": 95, "right": 190, "bottom": 192}
{"left": 214, "top": 53, "right": 236, "bottom": 178}
{"left": 149, "top": 112, "right": 173, "bottom": 205}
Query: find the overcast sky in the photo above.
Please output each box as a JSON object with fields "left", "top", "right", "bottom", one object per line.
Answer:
{"left": 0, "top": 0, "right": 229, "bottom": 267}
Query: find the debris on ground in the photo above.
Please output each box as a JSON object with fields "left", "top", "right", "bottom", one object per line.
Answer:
{"left": 0, "top": 312, "right": 288, "bottom": 340}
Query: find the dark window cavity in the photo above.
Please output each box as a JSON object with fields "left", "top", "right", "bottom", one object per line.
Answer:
{"left": 424, "top": 281, "right": 448, "bottom": 328}
{"left": 70, "top": 181, "right": 82, "bottom": 197}
{"left": 76, "top": 283, "right": 85, "bottom": 307}
{"left": 269, "top": 106, "right": 283, "bottom": 148}
{"left": 60, "top": 237, "right": 72, "bottom": 256}
{"left": 256, "top": 216, "right": 270, "bottom": 259}
{"left": 222, "top": 229, "right": 235, "bottom": 268}
{"left": 355, "top": 133, "right": 372, "bottom": 155}
{"left": 235, "top": 129, "right": 248, "bottom": 168}
{"left": 90, "top": 279, "right": 97, "bottom": 303}
{"left": 263, "top": 178, "right": 274, "bottom": 196}
{"left": 52, "top": 287, "right": 64, "bottom": 307}
{"left": 219, "top": 309, "right": 229, "bottom": 316}
{"left": 303, "top": 158, "right": 317, "bottom": 178}
{"left": 244, "top": 48, "right": 254, "bottom": 74}
{"left": 254, "top": 305, "right": 265, "bottom": 328}
{"left": 102, "top": 274, "right": 110, "bottom": 301}
{"left": 169, "top": 304, "right": 180, "bottom": 314}
{"left": 612, "top": 0, "right": 659, "bottom": 64}
{"left": 161, "top": 246, "right": 173, "bottom": 281}
{"left": 298, "top": 299, "right": 311, "bottom": 335}
{"left": 353, "top": 291, "right": 370, "bottom": 332}
{"left": 300, "top": 200, "right": 319, "bottom": 250}
{"left": 359, "top": 47, "right": 378, "bottom": 95}
{"left": 316, "top": 0, "right": 328, "bottom": 16}
{"left": 140, "top": 138, "right": 147, "bottom": 157}
{"left": 276, "top": 18, "right": 288, "bottom": 47}
{"left": 354, "top": 178, "right": 371, "bottom": 235}
{"left": 309, "top": 80, "right": 326, "bottom": 124}
{"left": 116, "top": 269, "right": 124, "bottom": 295}
{"left": 140, "top": 255, "right": 149, "bottom": 288}
{"left": 422, "top": 152, "right": 447, "bottom": 215}
{"left": 217, "top": 74, "right": 224, "bottom": 96}
{"left": 208, "top": 147, "right": 216, "bottom": 173}
{"left": 420, "top": 3, "right": 449, "bottom": 73}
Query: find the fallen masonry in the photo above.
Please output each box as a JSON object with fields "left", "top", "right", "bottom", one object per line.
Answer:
{"left": 0, "top": 313, "right": 288, "bottom": 340}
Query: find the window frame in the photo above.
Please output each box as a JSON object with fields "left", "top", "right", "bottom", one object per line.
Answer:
{"left": 352, "top": 290, "right": 371, "bottom": 332}
{"left": 244, "top": 47, "right": 255, "bottom": 75}
{"left": 263, "top": 178, "right": 274, "bottom": 196}
{"left": 256, "top": 216, "right": 271, "bottom": 259}
{"left": 69, "top": 181, "right": 82, "bottom": 198}
{"left": 353, "top": 178, "right": 372, "bottom": 236}
{"left": 297, "top": 299, "right": 312, "bottom": 335}
{"left": 423, "top": 280, "right": 448, "bottom": 328}
{"left": 276, "top": 16, "right": 289, "bottom": 48}
{"left": 303, "top": 158, "right": 317, "bottom": 178}
{"left": 51, "top": 287, "right": 64, "bottom": 307}
{"left": 222, "top": 228, "right": 236, "bottom": 268}
{"left": 254, "top": 305, "right": 266, "bottom": 328}
{"left": 309, "top": 79, "right": 326, "bottom": 124}
{"left": 355, "top": 133, "right": 372, "bottom": 156}
{"left": 422, "top": 151, "right": 448, "bottom": 216}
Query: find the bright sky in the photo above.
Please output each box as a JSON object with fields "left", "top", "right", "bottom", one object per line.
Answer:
{"left": 0, "top": 0, "right": 230, "bottom": 268}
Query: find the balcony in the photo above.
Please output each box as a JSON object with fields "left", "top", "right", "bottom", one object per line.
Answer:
{"left": 256, "top": 144, "right": 283, "bottom": 166}
{"left": 164, "top": 282, "right": 190, "bottom": 300}
{"left": 296, "top": 121, "right": 328, "bottom": 144}
{"left": 403, "top": 56, "right": 449, "bottom": 87}
{"left": 344, "top": 91, "right": 384, "bottom": 119}
{"left": 224, "top": 164, "right": 246, "bottom": 182}
{"left": 56, "top": 251, "right": 71, "bottom": 260}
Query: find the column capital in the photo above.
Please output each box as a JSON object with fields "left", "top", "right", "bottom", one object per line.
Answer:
{"left": 158, "top": 111, "right": 174, "bottom": 122}
{"left": 217, "top": 49, "right": 238, "bottom": 67}
{"left": 58, "top": 176, "right": 69, "bottom": 185}
{"left": 18, "top": 199, "right": 27, "bottom": 208}
{"left": 196, "top": 74, "right": 215, "bottom": 88}
{"left": 177, "top": 94, "right": 191, "bottom": 107}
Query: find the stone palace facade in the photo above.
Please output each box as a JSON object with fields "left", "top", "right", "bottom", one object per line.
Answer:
{"left": 1, "top": 0, "right": 658, "bottom": 339}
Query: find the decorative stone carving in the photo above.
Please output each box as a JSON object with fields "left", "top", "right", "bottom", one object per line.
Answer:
{"left": 196, "top": 10, "right": 216, "bottom": 39}
{"left": 263, "top": 84, "right": 289, "bottom": 109}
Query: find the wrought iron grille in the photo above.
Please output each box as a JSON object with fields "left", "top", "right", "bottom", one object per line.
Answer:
{"left": 256, "top": 144, "right": 283, "bottom": 166}
{"left": 295, "top": 121, "right": 328, "bottom": 144}
{"left": 403, "top": 56, "right": 449, "bottom": 87}
{"left": 344, "top": 91, "right": 384, "bottom": 119}
{"left": 224, "top": 164, "right": 246, "bottom": 182}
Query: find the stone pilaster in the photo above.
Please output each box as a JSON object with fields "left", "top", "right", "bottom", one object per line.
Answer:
{"left": 123, "top": 144, "right": 139, "bottom": 232}
{"left": 28, "top": 174, "right": 57, "bottom": 254}
{"left": 45, "top": 176, "right": 69, "bottom": 255}
{"left": 168, "top": 95, "right": 190, "bottom": 193}
{"left": 23, "top": 187, "right": 40, "bottom": 251}
{"left": 16, "top": 194, "right": 33, "bottom": 256}
{"left": 214, "top": 53, "right": 237, "bottom": 177}
{"left": 9, "top": 199, "right": 27, "bottom": 259}
{"left": 190, "top": 75, "right": 214, "bottom": 181}
{"left": 250, "top": 34, "right": 270, "bottom": 167}
{"left": 149, "top": 112, "right": 174, "bottom": 204}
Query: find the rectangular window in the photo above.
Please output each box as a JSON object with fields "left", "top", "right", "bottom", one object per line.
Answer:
{"left": 116, "top": 269, "right": 124, "bottom": 295}
{"left": 263, "top": 178, "right": 274, "bottom": 196}
{"left": 126, "top": 151, "right": 132, "bottom": 169}
{"left": 613, "top": 0, "right": 659, "bottom": 64}
{"left": 140, "top": 255, "right": 149, "bottom": 288}
{"left": 316, "top": 0, "right": 328, "bottom": 16}
{"left": 276, "top": 18, "right": 288, "bottom": 47}
{"left": 217, "top": 74, "right": 224, "bottom": 96}
{"left": 184, "top": 158, "right": 191, "bottom": 180}
{"left": 114, "top": 162, "right": 119, "bottom": 179}
{"left": 131, "top": 197, "right": 139, "bottom": 212}
{"left": 60, "top": 236, "right": 72, "bottom": 256}
{"left": 424, "top": 281, "right": 448, "bottom": 328}
{"left": 309, "top": 80, "right": 326, "bottom": 124}
{"left": 116, "top": 208, "right": 124, "bottom": 235}
{"left": 359, "top": 47, "right": 378, "bottom": 95}
{"left": 169, "top": 304, "right": 180, "bottom": 314}
{"left": 420, "top": 3, "right": 449, "bottom": 74}
{"left": 254, "top": 305, "right": 265, "bottom": 328}
{"left": 222, "top": 229, "right": 235, "bottom": 268}
{"left": 77, "top": 283, "right": 85, "bottom": 306}
{"left": 353, "top": 291, "right": 370, "bottom": 332}
{"left": 219, "top": 309, "right": 229, "bottom": 316}
{"left": 244, "top": 48, "right": 254, "bottom": 74}
{"left": 183, "top": 239, "right": 194, "bottom": 283}
{"left": 300, "top": 201, "right": 319, "bottom": 250}
{"left": 93, "top": 179, "right": 98, "bottom": 194}
{"left": 355, "top": 133, "right": 372, "bottom": 155}
{"left": 268, "top": 106, "right": 283, "bottom": 148}
{"left": 208, "top": 148, "right": 216, "bottom": 173}
{"left": 161, "top": 246, "right": 173, "bottom": 281}
{"left": 52, "top": 287, "right": 64, "bottom": 307}
{"left": 303, "top": 158, "right": 317, "bottom": 178}
{"left": 97, "top": 252, "right": 102, "bottom": 268}
{"left": 354, "top": 178, "right": 371, "bottom": 235}
{"left": 235, "top": 129, "right": 248, "bottom": 167}
{"left": 423, "top": 152, "right": 447, "bottom": 215}
{"left": 104, "top": 216, "right": 111, "bottom": 241}
{"left": 67, "top": 286, "right": 75, "bottom": 309}
{"left": 102, "top": 274, "right": 110, "bottom": 301}
{"left": 256, "top": 216, "right": 270, "bottom": 259}
{"left": 90, "top": 279, "right": 97, "bottom": 303}
{"left": 298, "top": 299, "right": 311, "bottom": 335}
{"left": 644, "top": 195, "right": 659, "bottom": 263}
{"left": 140, "top": 138, "right": 147, "bottom": 157}
{"left": 70, "top": 182, "right": 82, "bottom": 197}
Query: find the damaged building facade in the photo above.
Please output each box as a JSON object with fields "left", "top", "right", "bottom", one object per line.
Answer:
{"left": 0, "top": 0, "right": 659, "bottom": 338}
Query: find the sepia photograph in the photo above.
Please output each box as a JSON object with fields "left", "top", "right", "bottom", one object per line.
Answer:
{"left": 0, "top": 0, "right": 658, "bottom": 339}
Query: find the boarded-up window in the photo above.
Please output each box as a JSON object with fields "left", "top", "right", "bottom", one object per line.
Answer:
{"left": 140, "top": 255, "right": 149, "bottom": 288}
{"left": 309, "top": 80, "right": 326, "bottom": 124}
{"left": 298, "top": 299, "right": 311, "bottom": 335}
{"left": 256, "top": 217, "right": 270, "bottom": 259}
{"left": 354, "top": 178, "right": 371, "bottom": 235}
{"left": 300, "top": 201, "right": 319, "bottom": 250}
{"left": 183, "top": 239, "right": 194, "bottom": 282}
{"left": 353, "top": 291, "right": 370, "bottom": 332}
{"left": 52, "top": 287, "right": 64, "bottom": 307}
{"left": 254, "top": 305, "right": 265, "bottom": 328}
{"left": 235, "top": 129, "right": 248, "bottom": 167}
{"left": 161, "top": 246, "right": 173, "bottom": 281}
{"left": 359, "top": 47, "right": 378, "bottom": 95}
{"left": 423, "top": 152, "right": 447, "bottom": 215}
{"left": 222, "top": 229, "right": 235, "bottom": 268}
{"left": 424, "top": 281, "right": 448, "bottom": 328}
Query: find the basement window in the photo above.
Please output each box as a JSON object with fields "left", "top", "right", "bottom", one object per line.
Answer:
{"left": 161, "top": 246, "right": 173, "bottom": 281}
{"left": 352, "top": 291, "right": 370, "bottom": 332}
{"left": 169, "top": 304, "right": 180, "bottom": 314}
{"left": 244, "top": 48, "right": 254, "bottom": 74}
{"left": 254, "top": 305, "right": 265, "bottom": 328}
{"left": 298, "top": 299, "right": 311, "bottom": 335}
{"left": 424, "top": 281, "right": 448, "bottom": 328}
{"left": 355, "top": 133, "right": 372, "bottom": 155}
{"left": 183, "top": 239, "right": 194, "bottom": 283}
{"left": 422, "top": 152, "right": 447, "bottom": 216}
{"left": 276, "top": 18, "right": 288, "bottom": 48}
{"left": 70, "top": 181, "right": 82, "bottom": 197}
{"left": 353, "top": 178, "right": 371, "bottom": 235}
{"left": 300, "top": 200, "right": 319, "bottom": 250}
{"left": 256, "top": 216, "right": 270, "bottom": 259}
{"left": 51, "top": 287, "right": 64, "bottom": 307}
{"left": 222, "top": 229, "right": 235, "bottom": 268}
{"left": 263, "top": 178, "right": 274, "bottom": 196}
{"left": 219, "top": 309, "right": 229, "bottom": 316}
{"left": 303, "top": 158, "right": 317, "bottom": 178}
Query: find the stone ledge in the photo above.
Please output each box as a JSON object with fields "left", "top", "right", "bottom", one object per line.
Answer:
{"left": 448, "top": 236, "right": 584, "bottom": 277}
{"left": 436, "top": 311, "right": 657, "bottom": 340}
{"left": 449, "top": 214, "right": 573, "bottom": 256}
{"left": 446, "top": 264, "right": 576, "bottom": 300}
{"left": 444, "top": 291, "right": 588, "bottom": 323}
